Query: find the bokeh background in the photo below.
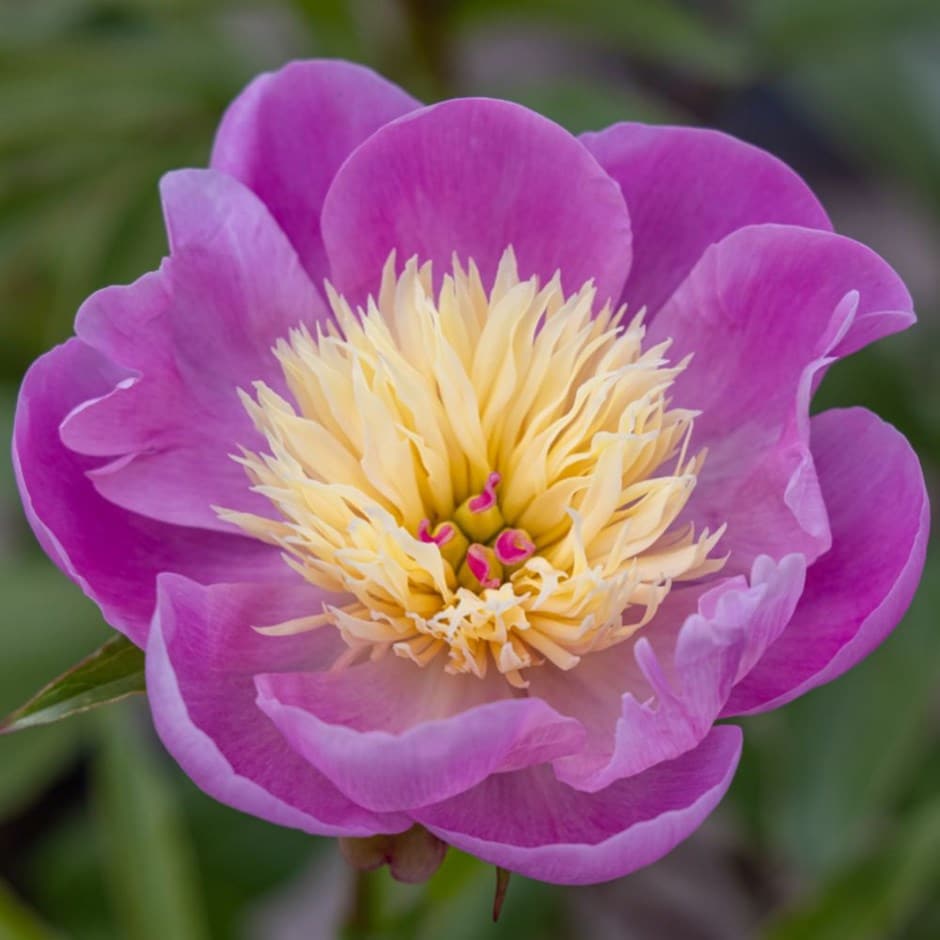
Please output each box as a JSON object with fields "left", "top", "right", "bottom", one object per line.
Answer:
{"left": 1, "top": 1, "right": 939, "bottom": 937}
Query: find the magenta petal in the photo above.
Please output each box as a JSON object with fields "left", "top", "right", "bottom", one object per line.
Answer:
{"left": 255, "top": 658, "right": 585, "bottom": 812}
{"left": 62, "top": 271, "right": 177, "bottom": 458}
{"left": 12, "top": 340, "right": 282, "bottom": 645}
{"left": 158, "top": 168, "right": 329, "bottom": 389}
{"left": 147, "top": 574, "right": 409, "bottom": 836}
{"left": 655, "top": 224, "right": 913, "bottom": 436}
{"left": 724, "top": 408, "right": 929, "bottom": 716}
{"left": 63, "top": 169, "right": 330, "bottom": 532}
{"left": 581, "top": 123, "right": 832, "bottom": 315}
{"left": 211, "top": 59, "right": 419, "bottom": 284}
{"left": 535, "top": 556, "right": 803, "bottom": 791}
{"left": 412, "top": 726, "right": 742, "bottom": 885}
{"left": 321, "top": 98, "right": 632, "bottom": 305}
{"left": 653, "top": 223, "right": 915, "bottom": 571}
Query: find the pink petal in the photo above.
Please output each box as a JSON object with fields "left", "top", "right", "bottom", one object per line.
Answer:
{"left": 652, "top": 223, "right": 914, "bottom": 571}
{"left": 581, "top": 123, "right": 832, "bottom": 315}
{"left": 724, "top": 408, "right": 929, "bottom": 716}
{"left": 412, "top": 726, "right": 742, "bottom": 885}
{"left": 321, "top": 98, "right": 632, "bottom": 306}
{"left": 146, "top": 574, "right": 409, "bottom": 836}
{"left": 211, "top": 59, "right": 420, "bottom": 285}
{"left": 12, "top": 340, "right": 282, "bottom": 646}
{"left": 531, "top": 556, "right": 803, "bottom": 791}
{"left": 62, "top": 169, "right": 330, "bottom": 532}
{"left": 255, "top": 658, "right": 585, "bottom": 812}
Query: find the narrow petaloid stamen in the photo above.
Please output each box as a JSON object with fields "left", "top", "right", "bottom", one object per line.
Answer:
{"left": 220, "top": 248, "right": 726, "bottom": 687}
{"left": 494, "top": 528, "right": 537, "bottom": 566}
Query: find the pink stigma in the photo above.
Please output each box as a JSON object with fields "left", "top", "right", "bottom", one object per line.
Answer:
{"left": 466, "top": 544, "right": 502, "bottom": 589}
{"left": 494, "top": 528, "right": 536, "bottom": 566}
{"left": 418, "top": 519, "right": 455, "bottom": 546}
{"left": 467, "top": 472, "right": 501, "bottom": 514}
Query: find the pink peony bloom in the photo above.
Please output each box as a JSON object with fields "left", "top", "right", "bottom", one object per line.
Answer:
{"left": 13, "top": 60, "right": 929, "bottom": 885}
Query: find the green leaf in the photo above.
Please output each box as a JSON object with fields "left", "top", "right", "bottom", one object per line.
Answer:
{"left": 766, "top": 797, "right": 940, "bottom": 940}
{"left": 781, "top": 38, "right": 940, "bottom": 214}
{"left": 175, "top": 774, "right": 319, "bottom": 937}
{"left": 95, "top": 707, "right": 210, "bottom": 940}
{"left": 735, "top": 551, "right": 940, "bottom": 876}
{"left": 479, "top": 77, "right": 685, "bottom": 135}
{"left": 745, "top": 0, "right": 940, "bottom": 65}
{"left": 457, "top": 0, "right": 752, "bottom": 84}
{"left": 0, "top": 635, "right": 145, "bottom": 735}
{"left": 0, "top": 880, "right": 61, "bottom": 940}
{"left": 19, "top": 807, "right": 113, "bottom": 939}
{"left": 288, "top": 0, "right": 368, "bottom": 58}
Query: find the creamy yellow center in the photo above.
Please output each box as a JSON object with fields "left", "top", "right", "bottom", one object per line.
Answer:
{"left": 219, "top": 249, "right": 725, "bottom": 687}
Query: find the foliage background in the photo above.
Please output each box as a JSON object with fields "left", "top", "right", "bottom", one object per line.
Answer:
{"left": 1, "top": 0, "right": 938, "bottom": 937}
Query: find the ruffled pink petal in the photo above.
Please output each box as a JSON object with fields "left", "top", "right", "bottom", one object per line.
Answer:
{"left": 146, "top": 574, "right": 409, "bottom": 836}
{"left": 211, "top": 59, "right": 420, "bottom": 285}
{"left": 321, "top": 98, "right": 632, "bottom": 306}
{"left": 652, "top": 223, "right": 914, "bottom": 571}
{"left": 530, "top": 555, "right": 803, "bottom": 791}
{"left": 12, "top": 340, "right": 283, "bottom": 646}
{"left": 62, "top": 169, "right": 330, "bottom": 532}
{"left": 724, "top": 408, "right": 929, "bottom": 716}
{"left": 255, "top": 658, "right": 585, "bottom": 812}
{"left": 412, "top": 726, "right": 742, "bottom": 885}
{"left": 581, "top": 123, "right": 832, "bottom": 315}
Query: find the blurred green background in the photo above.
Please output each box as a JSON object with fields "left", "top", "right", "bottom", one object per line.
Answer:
{"left": 1, "top": 0, "right": 938, "bottom": 937}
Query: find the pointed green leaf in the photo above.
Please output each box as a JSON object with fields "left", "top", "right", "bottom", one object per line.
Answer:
{"left": 0, "top": 634, "right": 145, "bottom": 734}
{"left": 0, "top": 551, "right": 108, "bottom": 818}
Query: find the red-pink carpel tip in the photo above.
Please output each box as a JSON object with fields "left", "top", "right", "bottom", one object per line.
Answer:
{"left": 494, "top": 528, "right": 537, "bottom": 566}
{"left": 418, "top": 519, "right": 456, "bottom": 546}
{"left": 467, "top": 472, "right": 501, "bottom": 514}
{"left": 466, "top": 544, "right": 502, "bottom": 589}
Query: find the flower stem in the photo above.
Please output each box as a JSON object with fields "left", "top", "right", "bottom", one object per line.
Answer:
{"left": 493, "top": 867, "right": 512, "bottom": 922}
{"left": 341, "top": 866, "right": 379, "bottom": 938}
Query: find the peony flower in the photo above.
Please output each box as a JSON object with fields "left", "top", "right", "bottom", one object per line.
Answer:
{"left": 13, "top": 60, "right": 928, "bottom": 886}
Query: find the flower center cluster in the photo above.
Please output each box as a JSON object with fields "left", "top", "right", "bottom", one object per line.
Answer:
{"left": 419, "top": 472, "right": 537, "bottom": 592}
{"left": 219, "top": 249, "right": 725, "bottom": 687}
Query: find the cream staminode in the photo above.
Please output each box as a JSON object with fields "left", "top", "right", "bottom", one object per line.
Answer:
{"left": 219, "top": 249, "right": 725, "bottom": 687}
